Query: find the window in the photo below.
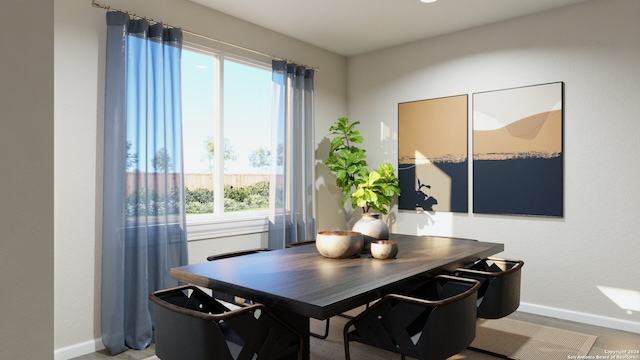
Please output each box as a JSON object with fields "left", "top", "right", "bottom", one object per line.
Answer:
{"left": 181, "top": 44, "right": 273, "bottom": 237}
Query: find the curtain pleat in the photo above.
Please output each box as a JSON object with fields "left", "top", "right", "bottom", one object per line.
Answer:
{"left": 268, "top": 60, "right": 316, "bottom": 248}
{"left": 102, "top": 11, "right": 188, "bottom": 355}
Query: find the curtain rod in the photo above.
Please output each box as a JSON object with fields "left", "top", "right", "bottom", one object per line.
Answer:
{"left": 90, "top": 0, "right": 319, "bottom": 71}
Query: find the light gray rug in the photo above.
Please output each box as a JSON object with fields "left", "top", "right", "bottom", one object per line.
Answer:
{"left": 458, "top": 317, "right": 597, "bottom": 359}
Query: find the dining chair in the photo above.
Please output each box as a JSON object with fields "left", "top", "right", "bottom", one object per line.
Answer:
{"left": 454, "top": 257, "right": 523, "bottom": 319}
{"left": 454, "top": 257, "right": 524, "bottom": 359}
{"left": 343, "top": 275, "right": 481, "bottom": 360}
{"left": 149, "top": 284, "right": 303, "bottom": 360}
{"left": 206, "top": 248, "right": 272, "bottom": 305}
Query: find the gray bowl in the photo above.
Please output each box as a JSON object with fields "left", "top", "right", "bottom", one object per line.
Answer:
{"left": 315, "top": 230, "right": 364, "bottom": 259}
{"left": 370, "top": 240, "right": 398, "bottom": 259}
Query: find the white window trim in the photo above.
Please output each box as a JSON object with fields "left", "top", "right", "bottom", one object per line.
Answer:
{"left": 186, "top": 212, "right": 270, "bottom": 241}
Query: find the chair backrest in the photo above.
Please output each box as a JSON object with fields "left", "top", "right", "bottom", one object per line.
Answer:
{"left": 456, "top": 258, "right": 524, "bottom": 319}
{"left": 206, "top": 248, "right": 271, "bottom": 261}
{"left": 151, "top": 286, "right": 234, "bottom": 360}
{"left": 411, "top": 276, "right": 481, "bottom": 359}
{"left": 286, "top": 240, "right": 316, "bottom": 247}
{"left": 345, "top": 275, "right": 480, "bottom": 360}
{"left": 150, "top": 285, "right": 302, "bottom": 360}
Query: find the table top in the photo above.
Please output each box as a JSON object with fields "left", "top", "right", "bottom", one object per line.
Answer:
{"left": 171, "top": 234, "right": 504, "bottom": 319}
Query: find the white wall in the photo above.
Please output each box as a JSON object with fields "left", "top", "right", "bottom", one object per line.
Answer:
{"left": 346, "top": 0, "right": 640, "bottom": 332}
{"left": 53, "top": 0, "right": 346, "bottom": 357}
{"left": 1, "top": 1, "right": 54, "bottom": 359}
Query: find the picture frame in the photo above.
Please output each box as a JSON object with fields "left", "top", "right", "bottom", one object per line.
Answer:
{"left": 472, "top": 82, "right": 564, "bottom": 217}
{"left": 398, "top": 94, "right": 468, "bottom": 213}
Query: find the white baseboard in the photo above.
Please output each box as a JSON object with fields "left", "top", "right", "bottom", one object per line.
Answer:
{"left": 519, "top": 302, "right": 640, "bottom": 334}
{"left": 54, "top": 338, "right": 104, "bottom": 360}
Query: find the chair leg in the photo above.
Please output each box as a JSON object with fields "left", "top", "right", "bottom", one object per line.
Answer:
{"left": 310, "top": 318, "right": 330, "bottom": 339}
{"left": 343, "top": 325, "right": 352, "bottom": 360}
{"left": 467, "top": 346, "right": 519, "bottom": 360}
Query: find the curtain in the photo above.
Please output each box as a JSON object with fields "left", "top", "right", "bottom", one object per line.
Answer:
{"left": 268, "top": 61, "right": 316, "bottom": 248}
{"left": 101, "top": 11, "right": 188, "bottom": 355}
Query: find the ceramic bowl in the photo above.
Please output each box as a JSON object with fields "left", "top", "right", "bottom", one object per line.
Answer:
{"left": 370, "top": 240, "right": 398, "bottom": 259}
{"left": 315, "top": 230, "right": 364, "bottom": 259}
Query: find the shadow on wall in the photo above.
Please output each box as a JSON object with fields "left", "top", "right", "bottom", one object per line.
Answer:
{"left": 316, "top": 136, "right": 405, "bottom": 232}
{"left": 316, "top": 137, "right": 348, "bottom": 231}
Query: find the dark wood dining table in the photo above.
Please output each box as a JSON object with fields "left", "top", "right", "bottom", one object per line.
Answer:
{"left": 170, "top": 234, "right": 504, "bottom": 359}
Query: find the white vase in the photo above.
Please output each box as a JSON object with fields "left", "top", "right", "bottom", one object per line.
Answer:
{"left": 352, "top": 213, "right": 389, "bottom": 251}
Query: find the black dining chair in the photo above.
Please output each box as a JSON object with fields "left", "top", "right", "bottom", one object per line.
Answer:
{"left": 150, "top": 285, "right": 303, "bottom": 360}
{"left": 343, "top": 275, "right": 481, "bottom": 360}
{"left": 454, "top": 257, "right": 524, "bottom": 359}
{"left": 206, "top": 248, "right": 272, "bottom": 305}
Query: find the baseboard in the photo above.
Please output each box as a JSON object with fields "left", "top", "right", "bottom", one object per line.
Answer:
{"left": 54, "top": 338, "right": 104, "bottom": 360}
{"left": 519, "top": 302, "right": 640, "bottom": 334}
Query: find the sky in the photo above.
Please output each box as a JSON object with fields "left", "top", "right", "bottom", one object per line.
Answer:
{"left": 181, "top": 48, "right": 272, "bottom": 174}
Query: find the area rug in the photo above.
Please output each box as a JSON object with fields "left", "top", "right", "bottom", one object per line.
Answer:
{"left": 456, "top": 317, "right": 598, "bottom": 359}
{"left": 143, "top": 315, "right": 597, "bottom": 360}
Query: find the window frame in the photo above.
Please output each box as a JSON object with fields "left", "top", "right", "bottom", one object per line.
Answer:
{"left": 181, "top": 41, "right": 273, "bottom": 240}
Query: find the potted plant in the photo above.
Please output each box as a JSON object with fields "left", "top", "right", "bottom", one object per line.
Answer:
{"left": 323, "top": 117, "right": 401, "bottom": 244}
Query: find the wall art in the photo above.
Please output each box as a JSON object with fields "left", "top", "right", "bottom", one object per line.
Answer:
{"left": 473, "top": 82, "right": 564, "bottom": 217}
{"left": 398, "top": 94, "right": 468, "bottom": 213}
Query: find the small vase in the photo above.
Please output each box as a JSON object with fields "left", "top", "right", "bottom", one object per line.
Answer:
{"left": 352, "top": 213, "right": 389, "bottom": 251}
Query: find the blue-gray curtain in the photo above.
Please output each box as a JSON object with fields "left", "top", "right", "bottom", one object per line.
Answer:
{"left": 269, "top": 61, "right": 316, "bottom": 248}
{"left": 102, "top": 11, "right": 188, "bottom": 355}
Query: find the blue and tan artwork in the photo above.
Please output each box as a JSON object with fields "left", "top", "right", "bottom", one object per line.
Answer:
{"left": 398, "top": 95, "right": 468, "bottom": 212}
{"left": 473, "top": 82, "right": 564, "bottom": 217}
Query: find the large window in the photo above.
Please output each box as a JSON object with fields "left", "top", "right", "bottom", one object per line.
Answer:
{"left": 181, "top": 45, "right": 272, "bottom": 226}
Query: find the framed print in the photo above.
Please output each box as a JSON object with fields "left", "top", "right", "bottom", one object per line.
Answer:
{"left": 398, "top": 94, "right": 468, "bottom": 213}
{"left": 473, "top": 82, "right": 564, "bottom": 217}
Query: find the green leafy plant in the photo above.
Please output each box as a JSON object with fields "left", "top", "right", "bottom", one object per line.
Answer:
{"left": 323, "top": 117, "right": 401, "bottom": 215}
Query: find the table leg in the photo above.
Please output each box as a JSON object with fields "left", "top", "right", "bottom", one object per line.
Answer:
{"left": 271, "top": 309, "right": 310, "bottom": 360}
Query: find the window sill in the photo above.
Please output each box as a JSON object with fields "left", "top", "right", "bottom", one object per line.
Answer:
{"left": 186, "top": 212, "right": 269, "bottom": 241}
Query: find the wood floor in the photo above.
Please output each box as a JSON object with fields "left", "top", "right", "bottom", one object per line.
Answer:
{"left": 72, "top": 311, "right": 639, "bottom": 359}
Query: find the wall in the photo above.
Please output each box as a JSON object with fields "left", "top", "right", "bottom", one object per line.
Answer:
{"left": 345, "top": 0, "right": 640, "bottom": 332}
{"left": 0, "top": 1, "right": 55, "bottom": 358}
{"left": 53, "top": 0, "right": 346, "bottom": 358}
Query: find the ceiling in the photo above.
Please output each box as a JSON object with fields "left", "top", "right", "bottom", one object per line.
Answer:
{"left": 190, "top": 0, "right": 592, "bottom": 57}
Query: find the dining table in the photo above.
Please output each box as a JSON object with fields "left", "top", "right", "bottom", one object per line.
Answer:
{"left": 170, "top": 234, "right": 504, "bottom": 359}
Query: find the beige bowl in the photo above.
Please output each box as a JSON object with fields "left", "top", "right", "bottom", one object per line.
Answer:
{"left": 370, "top": 240, "right": 398, "bottom": 259}
{"left": 315, "top": 231, "right": 364, "bottom": 259}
